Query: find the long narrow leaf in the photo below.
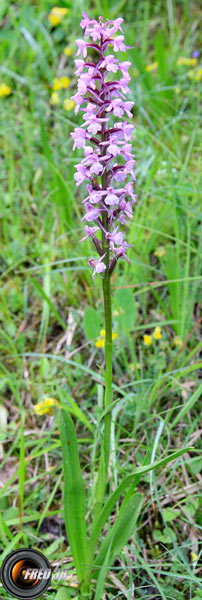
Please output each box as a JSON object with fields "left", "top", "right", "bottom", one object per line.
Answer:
{"left": 40, "top": 118, "right": 73, "bottom": 227}
{"left": 58, "top": 390, "right": 94, "bottom": 434}
{"left": 94, "top": 493, "right": 143, "bottom": 575}
{"left": 54, "top": 587, "right": 76, "bottom": 600}
{"left": 60, "top": 410, "right": 88, "bottom": 583}
{"left": 94, "top": 539, "right": 113, "bottom": 600}
{"left": 169, "top": 384, "right": 202, "bottom": 429}
{"left": 88, "top": 446, "right": 193, "bottom": 566}
{"left": 32, "top": 278, "right": 66, "bottom": 330}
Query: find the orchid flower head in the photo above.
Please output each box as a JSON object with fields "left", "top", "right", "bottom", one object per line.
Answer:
{"left": 70, "top": 12, "right": 136, "bottom": 278}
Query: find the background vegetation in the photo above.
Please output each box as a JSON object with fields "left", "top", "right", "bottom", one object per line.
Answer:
{"left": 0, "top": 0, "right": 201, "bottom": 598}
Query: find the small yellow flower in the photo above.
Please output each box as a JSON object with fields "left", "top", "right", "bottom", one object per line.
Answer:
{"left": 113, "top": 310, "right": 119, "bottom": 317}
{"left": 191, "top": 551, "right": 198, "bottom": 563}
{"left": 129, "top": 362, "right": 140, "bottom": 371}
{"left": 176, "top": 57, "right": 185, "bottom": 66}
{"left": 99, "top": 329, "right": 117, "bottom": 340}
{"left": 188, "top": 57, "right": 197, "bottom": 66}
{"left": 50, "top": 91, "right": 60, "bottom": 105}
{"left": 64, "top": 46, "right": 72, "bottom": 56}
{"left": 49, "top": 14, "right": 60, "bottom": 27}
{"left": 146, "top": 61, "right": 158, "bottom": 72}
{"left": 174, "top": 86, "right": 180, "bottom": 95}
{"left": 154, "top": 246, "right": 166, "bottom": 258}
{"left": 112, "top": 332, "right": 118, "bottom": 340}
{"left": 53, "top": 76, "right": 70, "bottom": 91}
{"left": 174, "top": 336, "right": 183, "bottom": 347}
{"left": 188, "top": 69, "right": 194, "bottom": 79}
{"left": 53, "top": 77, "right": 62, "bottom": 91}
{"left": 153, "top": 326, "right": 162, "bottom": 340}
{"left": 177, "top": 57, "right": 197, "bottom": 66}
{"left": 144, "top": 334, "right": 152, "bottom": 346}
{"left": 63, "top": 98, "right": 75, "bottom": 111}
{"left": 60, "top": 76, "right": 70, "bottom": 88}
{"left": 195, "top": 67, "right": 202, "bottom": 82}
{"left": 34, "top": 398, "right": 58, "bottom": 415}
{"left": 95, "top": 338, "right": 105, "bottom": 348}
{"left": 181, "top": 135, "right": 189, "bottom": 143}
{"left": 48, "top": 6, "right": 68, "bottom": 27}
{"left": 0, "top": 83, "right": 11, "bottom": 98}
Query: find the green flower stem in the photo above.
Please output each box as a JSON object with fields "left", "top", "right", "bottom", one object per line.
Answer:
{"left": 92, "top": 243, "right": 112, "bottom": 524}
{"left": 102, "top": 251, "right": 113, "bottom": 479}
{"left": 84, "top": 251, "right": 112, "bottom": 593}
{"left": 85, "top": 117, "right": 113, "bottom": 593}
{"left": 100, "top": 116, "right": 113, "bottom": 485}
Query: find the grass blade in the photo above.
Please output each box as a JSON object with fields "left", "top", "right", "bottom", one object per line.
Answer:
{"left": 94, "top": 493, "right": 143, "bottom": 575}
{"left": 87, "top": 446, "right": 193, "bottom": 568}
{"left": 19, "top": 411, "right": 25, "bottom": 527}
{"left": 60, "top": 410, "right": 88, "bottom": 584}
{"left": 54, "top": 588, "right": 76, "bottom": 600}
{"left": 32, "top": 277, "right": 66, "bottom": 330}
{"left": 39, "top": 118, "right": 73, "bottom": 228}
{"left": 58, "top": 389, "right": 94, "bottom": 434}
{"left": 94, "top": 539, "right": 113, "bottom": 600}
{"left": 169, "top": 383, "right": 202, "bottom": 429}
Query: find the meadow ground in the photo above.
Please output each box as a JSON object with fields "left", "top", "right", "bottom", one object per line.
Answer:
{"left": 0, "top": 0, "right": 202, "bottom": 599}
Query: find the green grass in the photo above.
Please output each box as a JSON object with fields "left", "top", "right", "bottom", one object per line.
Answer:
{"left": 0, "top": 0, "right": 202, "bottom": 599}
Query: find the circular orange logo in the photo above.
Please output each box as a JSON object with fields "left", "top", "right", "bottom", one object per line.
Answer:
{"left": 0, "top": 549, "right": 52, "bottom": 598}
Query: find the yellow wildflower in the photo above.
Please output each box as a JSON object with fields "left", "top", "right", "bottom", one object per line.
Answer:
{"left": 52, "top": 76, "right": 70, "bottom": 91}
{"left": 64, "top": 46, "right": 72, "bottom": 56}
{"left": 112, "top": 332, "right": 118, "bottom": 340}
{"left": 0, "top": 83, "right": 11, "bottom": 98}
{"left": 96, "top": 329, "right": 117, "bottom": 344}
{"left": 146, "top": 61, "right": 158, "bottom": 72}
{"left": 48, "top": 6, "right": 68, "bottom": 27}
{"left": 177, "top": 57, "right": 197, "bottom": 66}
{"left": 154, "top": 246, "right": 166, "bottom": 258}
{"left": 53, "top": 77, "right": 62, "bottom": 91}
{"left": 144, "top": 334, "right": 152, "bottom": 346}
{"left": 188, "top": 66, "right": 202, "bottom": 83}
{"left": 191, "top": 552, "right": 198, "bottom": 563}
{"left": 129, "top": 362, "right": 140, "bottom": 371}
{"left": 195, "top": 67, "right": 202, "bottom": 82}
{"left": 174, "top": 86, "right": 180, "bottom": 95}
{"left": 60, "top": 76, "right": 70, "bottom": 88}
{"left": 174, "top": 336, "right": 183, "bottom": 347}
{"left": 113, "top": 310, "right": 119, "bottom": 317}
{"left": 63, "top": 98, "right": 75, "bottom": 111}
{"left": 95, "top": 338, "right": 105, "bottom": 348}
{"left": 153, "top": 326, "right": 162, "bottom": 340}
{"left": 188, "top": 57, "right": 197, "bottom": 65}
{"left": 34, "top": 398, "right": 58, "bottom": 415}
{"left": 50, "top": 91, "right": 60, "bottom": 105}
